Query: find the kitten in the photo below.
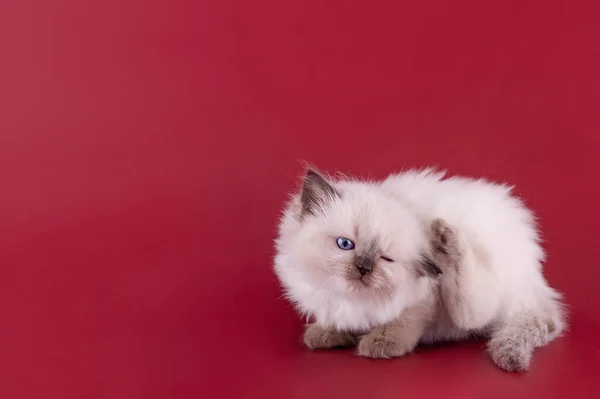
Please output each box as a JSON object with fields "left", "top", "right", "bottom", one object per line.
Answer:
{"left": 274, "top": 168, "right": 565, "bottom": 372}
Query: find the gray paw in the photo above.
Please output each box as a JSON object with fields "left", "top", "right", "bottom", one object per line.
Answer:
{"left": 429, "top": 218, "right": 461, "bottom": 269}
{"left": 303, "top": 324, "right": 357, "bottom": 350}
{"left": 488, "top": 339, "right": 532, "bottom": 372}
{"left": 357, "top": 334, "right": 414, "bottom": 359}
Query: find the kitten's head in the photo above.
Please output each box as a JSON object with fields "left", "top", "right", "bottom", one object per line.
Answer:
{"left": 276, "top": 169, "right": 439, "bottom": 305}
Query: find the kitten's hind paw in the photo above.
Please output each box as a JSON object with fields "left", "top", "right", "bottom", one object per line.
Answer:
{"left": 488, "top": 338, "right": 532, "bottom": 372}
{"left": 429, "top": 218, "right": 462, "bottom": 270}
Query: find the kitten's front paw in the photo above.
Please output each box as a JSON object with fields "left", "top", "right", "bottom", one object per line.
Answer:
{"left": 303, "top": 324, "right": 357, "bottom": 350}
{"left": 488, "top": 339, "right": 532, "bottom": 372}
{"left": 429, "top": 218, "right": 461, "bottom": 269}
{"left": 357, "top": 333, "right": 414, "bottom": 359}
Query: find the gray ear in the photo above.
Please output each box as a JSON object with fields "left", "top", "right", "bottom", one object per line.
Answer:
{"left": 300, "top": 170, "right": 340, "bottom": 219}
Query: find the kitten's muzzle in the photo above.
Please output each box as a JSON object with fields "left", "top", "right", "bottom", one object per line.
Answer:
{"left": 355, "top": 256, "right": 373, "bottom": 276}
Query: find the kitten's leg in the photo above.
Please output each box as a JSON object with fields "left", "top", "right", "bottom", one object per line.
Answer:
{"left": 430, "top": 218, "right": 502, "bottom": 330}
{"left": 487, "top": 312, "right": 556, "bottom": 372}
{"left": 357, "top": 303, "right": 433, "bottom": 359}
{"left": 303, "top": 323, "right": 358, "bottom": 350}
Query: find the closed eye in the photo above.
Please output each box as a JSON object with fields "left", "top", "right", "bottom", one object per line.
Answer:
{"left": 381, "top": 256, "right": 394, "bottom": 262}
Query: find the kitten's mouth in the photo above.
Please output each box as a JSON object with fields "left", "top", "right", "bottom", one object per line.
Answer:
{"left": 349, "top": 276, "right": 370, "bottom": 288}
{"left": 345, "top": 268, "right": 372, "bottom": 288}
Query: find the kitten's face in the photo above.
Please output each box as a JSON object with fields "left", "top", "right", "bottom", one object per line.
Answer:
{"left": 283, "top": 171, "right": 435, "bottom": 302}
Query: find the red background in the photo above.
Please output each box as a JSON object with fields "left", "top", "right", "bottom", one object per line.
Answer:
{"left": 1, "top": 1, "right": 599, "bottom": 398}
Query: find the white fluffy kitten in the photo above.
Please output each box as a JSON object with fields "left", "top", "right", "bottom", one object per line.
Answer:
{"left": 274, "top": 168, "right": 565, "bottom": 372}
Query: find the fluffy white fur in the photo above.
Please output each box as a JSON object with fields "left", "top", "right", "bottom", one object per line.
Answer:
{"left": 274, "top": 168, "right": 565, "bottom": 371}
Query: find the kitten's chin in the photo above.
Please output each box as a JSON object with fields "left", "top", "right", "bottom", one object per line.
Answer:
{"left": 346, "top": 277, "right": 382, "bottom": 294}
{"left": 344, "top": 277, "right": 396, "bottom": 301}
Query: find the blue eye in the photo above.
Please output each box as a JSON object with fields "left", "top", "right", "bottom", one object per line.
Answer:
{"left": 336, "top": 237, "right": 355, "bottom": 250}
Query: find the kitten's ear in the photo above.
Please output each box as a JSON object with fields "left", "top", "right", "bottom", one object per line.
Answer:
{"left": 299, "top": 169, "right": 340, "bottom": 219}
{"left": 415, "top": 255, "right": 442, "bottom": 278}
